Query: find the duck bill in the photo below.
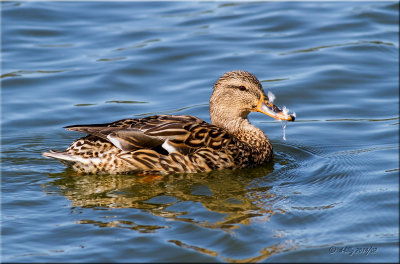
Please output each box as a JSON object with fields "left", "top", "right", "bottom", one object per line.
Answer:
{"left": 255, "top": 94, "right": 295, "bottom": 121}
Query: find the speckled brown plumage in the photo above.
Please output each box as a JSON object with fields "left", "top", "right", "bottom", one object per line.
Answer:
{"left": 43, "top": 71, "right": 294, "bottom": 175}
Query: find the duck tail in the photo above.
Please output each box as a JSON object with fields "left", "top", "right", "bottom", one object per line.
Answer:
{"left": 43, "top": 150, "right": 79, "bottom": 166}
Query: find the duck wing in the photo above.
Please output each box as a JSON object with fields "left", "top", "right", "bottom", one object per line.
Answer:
{"left": 64, "top": 115, "right": 224, "bottom": 154}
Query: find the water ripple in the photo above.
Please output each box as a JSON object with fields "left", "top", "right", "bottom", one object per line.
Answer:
{"left": 2, "top": 1, "right": 398, "bottom": 262}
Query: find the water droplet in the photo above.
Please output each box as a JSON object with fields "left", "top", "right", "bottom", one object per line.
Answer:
{"left": 281, "top": 120, "right": 287, "bottom": 141}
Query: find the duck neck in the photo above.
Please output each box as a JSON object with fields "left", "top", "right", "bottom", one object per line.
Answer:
{"left": 209, "top": 104, "right": 273, "bottom": 164}
{"left": 211, "top": 112, "right": 270, "bottom": 150}
{"left": 209, "top": 95, "right": 272, "bottom": 152}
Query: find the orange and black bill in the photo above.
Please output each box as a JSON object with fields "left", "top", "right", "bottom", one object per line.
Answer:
{"left": 255, "top": 93, "right": 295, "bottom": 121}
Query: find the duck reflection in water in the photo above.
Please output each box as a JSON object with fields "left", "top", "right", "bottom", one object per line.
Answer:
{"left": 44, "top": 152, "right": 296, "bottom": 261}
{"left": 45, "top": 163, "right": 287, "bottom": 228}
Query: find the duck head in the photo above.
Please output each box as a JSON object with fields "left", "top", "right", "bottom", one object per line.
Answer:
{"left": 209, "top": 71, "right": 295, "bottom": 129}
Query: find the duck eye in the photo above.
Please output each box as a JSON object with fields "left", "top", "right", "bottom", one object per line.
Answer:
{"left": 238, "top": 86, "right": 247, "bottom": 91}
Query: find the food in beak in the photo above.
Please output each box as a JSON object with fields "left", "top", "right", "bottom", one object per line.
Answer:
{"left": 256, "top": 93, "right": 296, "bottom": 122}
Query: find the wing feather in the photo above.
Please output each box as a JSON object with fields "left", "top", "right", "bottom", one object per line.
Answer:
{"left": 64, "top": 115, "right": 232, "bottom": 155}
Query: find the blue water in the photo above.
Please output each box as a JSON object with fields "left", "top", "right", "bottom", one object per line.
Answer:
{"left": 1, "top": 1, "right": 399, "bottom": 262}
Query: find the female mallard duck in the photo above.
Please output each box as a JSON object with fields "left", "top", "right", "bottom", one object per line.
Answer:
{"left": 43, "top": 71, "right": 295, "bottom": 175}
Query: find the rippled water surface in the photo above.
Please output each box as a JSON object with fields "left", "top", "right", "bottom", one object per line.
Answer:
{"left": 2, "top": 1, "right": 399, "bottom": 262}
